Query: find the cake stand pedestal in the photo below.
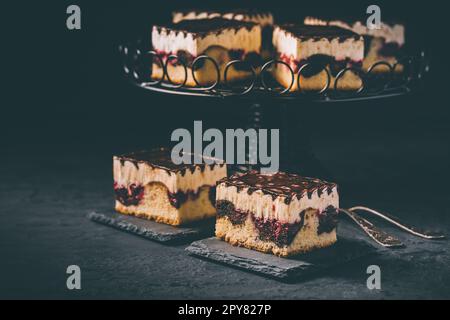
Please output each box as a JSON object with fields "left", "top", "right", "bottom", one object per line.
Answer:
{"left": 120, "top": 46, "right": 428, "bottom": 182}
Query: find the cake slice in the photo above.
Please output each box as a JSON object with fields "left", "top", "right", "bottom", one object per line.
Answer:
{"left": 304, "top": 17, "right": 405, "bottom": 72}
{"left": 172, "top": 9, "right": 274, "bottom": 59}
{"left": 113, "top": 149, "right": 227, "bottom": 226}
{"left": 215, "top": 171, "right": 339, "bottom": 257}
{"left": 151, "top": 18, "right": 261, "bottom": 86}
{"left": 272, "top": 24, "right": 364, "bottom": 91}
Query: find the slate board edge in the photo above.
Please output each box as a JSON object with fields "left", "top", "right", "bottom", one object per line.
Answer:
{"left": 87, "top": 211, "right": 199, "bottom": 243}
{"left": 186, "top": 237, "right": 380, "bottom": 281}
{"left": 186, "top": 238, "right": 310, "bottom": 279}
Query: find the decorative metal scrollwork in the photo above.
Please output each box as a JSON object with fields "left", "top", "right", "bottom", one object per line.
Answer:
{"left": 120, "top": 43, "right": 429, "bottom": 101}
{"left": 297, "top": 63, "right": 331, "bottom": 94}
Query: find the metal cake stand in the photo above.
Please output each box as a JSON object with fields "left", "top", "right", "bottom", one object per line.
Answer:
{"left": 111, "top": 43, "right": 446, "bottom": 252}
{"left": 119, "top": 43, "right": 429, "bottom": 180}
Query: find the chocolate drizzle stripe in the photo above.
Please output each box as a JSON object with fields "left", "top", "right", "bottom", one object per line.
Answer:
{"left": 218, "top": 171, "right": 337, "bottom": 203}
{"left": 175, "top": 9, "right": 273, "bottom": 21}
{"left": 154, "top": 18, "right": 259, "bottom": 40}
{"left": 305, "top": 16, "right": 405, "bottom": 30}
{"left": 277, "top": 24, "right": 363, "bottom": 43}
{"left": 114, "top": 149, "right": 225, "bottom": 177}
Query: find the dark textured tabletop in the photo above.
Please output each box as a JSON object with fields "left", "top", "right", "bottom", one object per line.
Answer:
{"left": 3, "top": 0, "right": 449, "bottom": 298}
{"left": 2, "top": 125, "right": 449, "bottom": 299}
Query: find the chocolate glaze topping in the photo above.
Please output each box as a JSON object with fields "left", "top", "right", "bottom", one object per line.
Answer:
{"left": 278, "top": 24, "right": 362, "bottom": 42}
{"left": 154, "top": 18, "right": 257, "bottom": 39}
{"left": 218, "top": 171, "right": 337, "bottom": 203}
{"left": 114, "top": 148, "right": 224, "bottom": 177}
{"left": 305, "top": 16, "right": 404, "bottom": 29}
{"left": 175, "top": 8, "right": 273, "bottom": 21}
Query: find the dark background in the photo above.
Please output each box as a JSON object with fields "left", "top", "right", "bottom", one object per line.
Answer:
{"left": 1, "top": 0, "right": 449, "bottom": 299}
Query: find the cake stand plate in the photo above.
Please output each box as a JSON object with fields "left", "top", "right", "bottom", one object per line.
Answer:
{"left": 121, "top": 46, "right": 429, "bottom": 180}
{"left": 186, "top": 223, "right": 378, "bottom": 281}
{"left": 87, "top": 210, "right": 215, "bottom": 244}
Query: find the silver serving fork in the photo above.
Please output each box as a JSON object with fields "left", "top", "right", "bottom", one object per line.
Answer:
{"left": 339, "top": 206, "right": 445, "bottom": 248}
{"left": 349, "top": 206, "right": 446, "bottom": 240}
{"left": 339, "top": 208, "right": 404, "bottom": 248}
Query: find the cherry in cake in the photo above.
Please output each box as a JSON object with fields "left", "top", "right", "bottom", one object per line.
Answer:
{"left": 215, "top": 171, "right": 339, "bottom": 257}
{"left": 151, "top": 18, "right": 262, "bottom": 86}
{"left": 113, "top": 148, "right": 227, "bottom": 226}
{"left": 272, "top": 24, "right": 364, "bottom": 91}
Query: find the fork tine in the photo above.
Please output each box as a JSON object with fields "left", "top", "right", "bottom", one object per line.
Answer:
{"left": 339, "top": 209, "right": 404, "bottom": 248}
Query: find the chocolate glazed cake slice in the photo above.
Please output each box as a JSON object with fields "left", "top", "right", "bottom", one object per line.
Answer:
{"left": 172, "top": 9, "right": 274, "bottom": 60}
{"left": 215, "top": 171, "right": 339, "bottom": 257}
{"left": 151, "top": 18, "right": 261, "bottom": 86}
{"left": 113, "top": 149, "right": 227, "bottom": 226}
{"left": 272, "top": 25, "right": 364, "bottom": 91}
{"left": 304, "top": 17, "right": 405, "bottom": 73}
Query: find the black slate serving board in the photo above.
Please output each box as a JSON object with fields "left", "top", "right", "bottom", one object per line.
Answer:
{"left": 186, "top": 228, "right": 378, "bottom": 281}
{"left": 87, "top": 210, "right": 215, "bottom": 244}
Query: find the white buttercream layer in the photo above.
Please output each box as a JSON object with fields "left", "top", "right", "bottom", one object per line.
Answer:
{"left": 304, "top": 17, "right": 405, "bottom": 46}
{"left": 152, "top": 25, "right": 261, "bottom": 57}
{"left": 216, "top": 183, "right": 339, "bottom": 224}
{"left": 113, "top": 157, "right": 227, "bottom": 194}
{"left": 172, "top": 11, "right": 274, "bottom": 26}
{"left": 272, "top": 26, "right": 364, "bottom": 62}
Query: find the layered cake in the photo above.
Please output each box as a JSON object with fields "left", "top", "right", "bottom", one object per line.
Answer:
{"left": 272, "top": 24, "right": 364, "bottom": 91}
{"left": 304, "top": 17, "right": 405, "bottom": 72}
{"left": 215, "top": 171, "right": 339, "bottom": 256}
{"left": 151, "top": 18, "right": 261, "bottom": 86}
{"left": 113, "top": 149, "right": 227, "bottom": 226}
{"left": 172, "top": 9, "right": 274, "bottom": 59}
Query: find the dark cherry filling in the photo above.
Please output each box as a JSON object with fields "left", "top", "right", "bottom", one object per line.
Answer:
{"left": 317, "top": 205, "right": 339, "bottom": 235}
{"left": 252, "top": 213, "right": 305, "bottom": 247}
{"left": 114, "top": 182, "right": 144, "bottom": 206}
{"left": 229, "top": 50, "right": 263, "bottom": 68}
{"left": 261, "top": 25, "right": 274, "bottom": 50}
{"left": 168, "top": 188, "right": 211, "bottom": 209}
{"left": 216, "top": 200, "right": 339, "bottom": 247}
{"left": 216, "top": 200, "right": 248, "bottom": 225}
{"left": 155, "top": 49, "right": 262, "bottom": 69}
{"left": 278, "top": 53, "right": 362, "bottom": 78}
{"left": 228, "top": 49, "right": 245, "bottom": 61}
{"left": 208, "top": 187, "right": 216, "bottom": 207}
{"left": 154, "top": 49, "right": 195, "bottom": 67}
{"left": 243, "top": 52, "right": 263, "bottom": 68}
{"left": 114, "top": 181, "right": 213, "bottom": 209}
{"left": 363, "top": 35, "right": 374, "bottom": 57}
{"left": 168, "top": 190, "right": 189, "bottom": 209}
